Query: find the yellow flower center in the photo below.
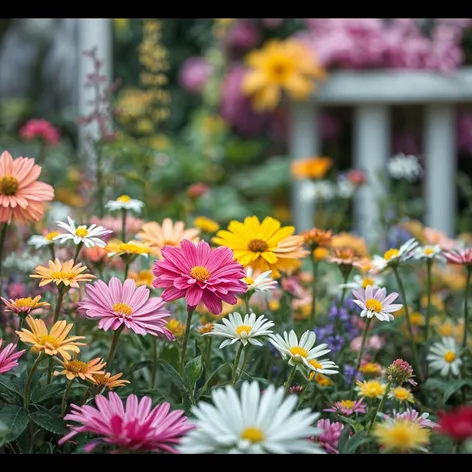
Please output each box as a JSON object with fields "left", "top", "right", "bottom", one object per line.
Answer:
{"left": 113, "top": 302, "right": 133, "bottom": 317}
{"left": 269, "top": 62, "right": 292, "bottom": 82}
{"left": 387, "top": 425, "right": 415, "bottom": 447}
{"left": 167, "top": 319, "right": 184, "bottom": 337}
{"left": 424, "top": 248, "right": 435, "bottom": 255}
{"left": 362, "top": 278, "right": 375, "bottom": 289}
{"left": 240, "top": 427, "right": 264, "bottom": 443}
{"left": 14, "top": 297, "right": 35, "bottom": 308}
{"left": 46, "top": 231, "right": 60, "bottom": 241}
{"left": 65, "top": 359, "right": 89, "bottom": 373}
{"left": 38, "top": 335, "right": 60, "bottom": 350}
{"left": 51, "top": 271, "right": 75, "bottom": 281}
{"left": 236, "top": 325, "right": 252, "bottom": 336}
{"left": 365, "top": 299, "right": 383, "bottom": 313}
{"left": 289, "top": 346, "right": 308, "bottom": 358}
{"left": 393, "top": 387, "right": 410, "bottom": 401}
{"left": 309, "top": 359, "right": 323, "bottom": 370}
{"left": 359, "top": 362, "right": 381, "bottom": 374}
{"left": 315, "top": 373, "right": 332, "bottom": 386}
{"left": 243, "top": 277, "right": 255, "bottom": 286}
{"left": 117, "top": 195, "right": 131, "bottom": 203}
{"left": 313, "top": 247, "right": 329, "bottom": 260}
{"left": 444, "top": 351, "right": 456, "bottom": 363}
{"left": 75, "top": 226, "right": 89, "bottom": 238}
{"left": 162, "top": 239, "right": 177, "bottom": 246}
{"left": 409, "top": 312, "right": 424, "bottom": 326}
{"left": 248, "top": 238, "right": 269, "bottom": 253}
{"left": 340, "top": 400, "right": 355, "bottom": 409}
{"left": 198, "top": 323, "right": 214, "bottom": 334}
{"left": 383, "top": 249, "right": 399, "bottom": 260}
{"left": 0, "top": 175, "right": 19, "bottom": 195}
{"left": 190, "top": 266, "right": 211, "bottom": 282}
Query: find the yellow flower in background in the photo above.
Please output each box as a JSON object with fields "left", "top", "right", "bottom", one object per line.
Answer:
{"left": 198, "top": 323, "right": 214, "bottom": 335}
{"left": 117, "top": 89, "right": 153, "bottom": 123}
{"left": 194, "top": 216, "right": 220, "bottom": 234}
{"left": 373, "top": 420, "right": 429, "bottom": 453}
{"left": 409, "top": 312, "right": 425, "bottom": 327}
{"left": 331, "top": 232, "right": 370, "bottom": 258}
{"left": 356, "top": 380, "right": 386, "bottom": 399}
{"left": 213, "top": 18, "right": 236, "bottom": 27}
{"left": 268, "top": 300, "right": 280, "bottom": 311}
{"left": 388, "top": 387, "right": 414, "bottom": 404}
{"left": 243, "top": 39, "right": 326, "bottom": 111}
{"left": 55, "top": 188, "right": 86, "bottom": 208}
{"left": 399, "top": 220, "right": 425, "bottom": 244}
{"left": 272, "top": 205, "right": 291, "bottom": 223}
{"left": 114, "top": 18, "right": 130, "bottom": 31}
{"left": 202, "top": 115, "right": 227, "bottom": 135}
{"left": 359, "top": 362, "right": 382, "bottom": 376}
{"left": 213, "top": 216, "right": 308, "bottom": 278}
{"left": 420, "top": 293, "right": 445, "bottom": 312}
{"left": 105, "top": 239, "right": 152, "bottom": 258}
{"left": 313, "top": 247, "right": 330, "bottom": 261}
{"left": 166, "top": 319, "right": 185, "bottom": 337}
{"left": 291, "top": 157, "right": 333, "bottom": 181}
{"left": 435, "top": 319, "right": 457, "bottom": 337}
{"left": 149, "top": 134, "right": 170, "bottom": 150}
{"left": 312, "top": 373, "right": 333, "bottom": 386}
{"left": 30, "top": 259, "right": 95, "bottom": 288}
{"left": 128, "top": 269, "right": 154, "bottom": 287}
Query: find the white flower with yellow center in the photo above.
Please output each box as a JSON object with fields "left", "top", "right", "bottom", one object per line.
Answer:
{"left": 243, "top": 268, "right": 278, "bottom": 293}
{"left": 178, "top": 381, "right": 325, "bottom": 454}
{"left": 28, "top": 231, "right": 61, "bottom": 249}
{"left": 413, "top": 244, "right": 446, "bottom": 263}
{"left": 303, "top": 357, "right": 339, "bottom": 376}
{"left": 352, "top": 286, "right": 402, "bottom": 322}
{"left": 426, "top": 337, "right": 462, "bottom": 377}
{"left": 269, "top": 330, "right": 331, "bottom": 367}
{"left": 372, "top": 238, "right": 419, "bottom": 271}
{"left": 339, "top": 274, "right": 384, "bottom": 291}
{"left": 105, "top": 195, "right": 144, "bottom": 214}
{"left": 203, "top": 312, "right": 275, "bottom": 348}
{"left": 54, "top": 216, "right": 112, "bottom": 248}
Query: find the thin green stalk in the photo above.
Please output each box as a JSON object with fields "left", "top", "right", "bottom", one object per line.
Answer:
{"left": 349, "top": 317, "right": 372, "bottom": 397}
{"left": 61, "top": 379, "right": 74, "bottom": 416}
{"left": 53, "top": 289, "right": 66, "bottom": 323}
{"left": 310, "top": 258, "right": 319, "bottom": 323}
{"left": 121, "top": 208, "right": 127, "bottom": 242}
{"left": 204, "top": 336, "right": 212, "bottom": 381}
{"left": 463, "top": 266, "right": 472, "bottom": 350}
{"left": 95, "top": 142, "right": 105, "bottom": 218}
{"left": 124, "top": 260, "right": 130, "bottom": 281}
{"left": 234, "top": 345, "right": 250, "bottom": 385}
{"left": 243, "top": 293, "right": 251, "bottom": 314}
{"left": 367, "top": 381, "right": 391, "bottom": 434}
{"left": 425, "top": 259, "right": 433, "bottom": 341}
{"left": 150, "top": 336, "right": 158, "bottom": 388}
{"left": 48, "top": 244, "right": 55, "bottom": 261}
{"left": 285, "top": 365, "right": 297, "bottom": 395}
{"left": 73, "top": 241, "right": 84, "bottom": 264}
{"left": 108, "top": 324, "right": 125, "bottom": 368}
{"left": 179, "top": 306, "right": 195, "bottom": 376}
{"left": 231, "top": 343, "right": 244, "bottom": 385}
{"left": 0, "top": 223, "right": 8, "bottom": 297}
{"left": 24, "top": 353, "right": 46, "bottom": 409}
{"left": 392, "top": 266, "right": 423, "bottom": 381}
{"left": 339, "top": 266, "right": 352, "bottom": 305}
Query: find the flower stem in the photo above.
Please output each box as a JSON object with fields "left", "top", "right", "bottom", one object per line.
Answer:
{"left": 243, "top": 293, "right": 251, "bottom": 314}
{"left": 310, "top": 258, "right": 319, "bottom": 323}
{"left": 24, "top": 353, "right": 46, "bottom": 409}
{"left": 0, "top": 222, "right": 8, "bottom": 297}
{"left": 350, "top": 317, "right": 372, "bottom": 397}
{"left": 424, "top": 259, "right": 433, "bottom": 341}
{"left": 463, "top": 266, "right": 472, "bottom": 350}
{"left": 48, "top": 244, "right": 55, "bottom": 261}
{"left": 179, "top": 306, "right": 195, "bottom": 376}
{"left": 339, "top": 266, "right": 352, "bottom": 305}
{"left": 392, "top": 266, "right": 423, "bottom": 381}
{"left": 108, "top": 324, "right": 124, "bottom": 368}
{"left": 367, "top": 381, "right": 391, "bottom": 434}
{"left": 73, "top": 241, "right": 84, "bottom": 264}
{"left": 53, "top": 289, "right": 66, "bottom": 324}
{"left": 204, "top": 336, "right": 212, "bottom": 381}
{"left": 121, "top": 208, "right": 127, "bottom": 242}
{"left": 61, "top": 379, "right": 74, "bottom": 416}
{"left": 124, "top": 260, "right": 130, "bottom": 281}
{"left": 284, "top": 365, "right": 297, "bottom": 395}
{"left": 231, "top": 343, "right": 244, "bottom": 385}
{"left": 150, "top": 336, "right": 158, "bottom": 388}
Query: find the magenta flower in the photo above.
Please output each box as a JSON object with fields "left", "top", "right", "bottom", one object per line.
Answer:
{"left": 179, "top": 57, "right": 213, "bottom": 95}
{"left": 324, "top": 398, "right": 366, "bottom": 416}
{"left": 316, "top": 418, "right": 344, "bottom": 454}
{"left": 0, "top": 339, "right": 25, "bottom": 375}
{"left": 152, "top": 239, "right": 247, "bottom": 315}
{"left": 59, "top": 392, "right": 194, "bottom": 453}
{"left": 20, "top": 118, "right": 61, "bottom": 146}
{"left": 444, "top": 248, "right": 472, "bottom": 266}
{"left": 79, "top": 277, "right": 173, "bottom": 338}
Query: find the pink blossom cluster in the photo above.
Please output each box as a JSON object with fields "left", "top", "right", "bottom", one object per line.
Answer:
{"left": 299, "top": 18, "right": 472, "bottom": 72}
{"left": 179, "top": 57, "right": 214, "bottom": 94}
{"left": 20, "top": 119, "right": 61, "bottom": 146}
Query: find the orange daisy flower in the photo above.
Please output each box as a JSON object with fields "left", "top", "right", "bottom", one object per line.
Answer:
{"left": 92, "top": 371, "right": 130, "bottom": 390}
{"left": 30, "top": 259, "right": 95, "bottom": 288}
{"left": 55, "top": 357, "right": 106, "bottom": 383}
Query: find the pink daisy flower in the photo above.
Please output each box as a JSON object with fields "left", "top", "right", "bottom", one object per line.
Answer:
{"left": 0, "top": 338, "right": 25, "bottom": 375}
{"left": 152, "top": 239, "right": 247, "bottom": 315}
{"left": 386, "top": 408, "right": 438, "bottom": 429}
{"left": 79, "top": 277, "right": 173, "bottom": 338}
{"left": 59, "top": 392, "right": 194, "bottom": 453}
{"left": 444, "top": 248, "right": 472, "bottom": 266}
{"left": 324, "top": 398, "right": 366, "bottom": 416}
{"left": 352, "top": 286, "right": 402, "bottom": 322}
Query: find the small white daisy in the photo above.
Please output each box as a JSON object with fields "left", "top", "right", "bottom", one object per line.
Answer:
{"left": 54, "top": 216, "right": 112, "bottom": 248}
{"left": 426, "top": 337, "right": 462, "bottom": 377}
{"left": 352, "top": 286, "right": 403, "bottom": 322}
{"left": 372, "top": 238, "right": 419, "bottom": 271}
{"left": 27, "top": 231, "right": 61, "bottom": 249}
{"left": 387, "top": 153, "right": 423, "bottom": 182}
{"left": 269, "top": 330, "right": 331, "bottom": 366}
{"left": 337, "top": 175, "right": 356, "bottom": 199}
{"left": 303, "top": 357, "right": 339, "bottom": 376}
{"left": 105, "top": 195, "right": 144, "bottom": 214}
{"left": 412, "top": 245, "right": 446, "bottom": 263}
{"left": 339, "top": 273, "right": 384, "bottom": 291}
{"left": 203, "top": 312, "right": 275, "bottom": 348}
{"left": 178, "top": 381, "right": 325, "bottom": 454}
{"left": 243, "top": 268, "right": 278, "bottom": 293}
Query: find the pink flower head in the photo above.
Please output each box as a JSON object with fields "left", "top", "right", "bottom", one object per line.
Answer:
{"left": 346, "top": 169, "right": 366, "bottom": 186}
{"left": 59, "top": 391, "right": 194, "bottom": 453}
{"left": 350, "top": 334, "right": 384, "bottom": 353}
{"left": 224, "top": 20, "right": 261, "bottom": 54}
{"left": 324, "top": 398, "right": 366, "bottom": 416}
{"left": 0, "top": 338, "right": 25, "bottom": 374}
{"left": 79, "top": 277, "right": 173, "bottom": 339}
{"left": 316, "top": 418, "right": 344, "bottom": 454}
{"left": 20, "top": 118, "right": 61, "bottom": 146}
{"left": 179, "top": 57, "right": 213, "bottom": 95}
{"left": 7, "top": 282, "right": 26, "bottom": 300}
{"left": 444, "top": 248, "right": 472, "bottom": 266}
{"left": 387, "top": 358, "right": 417, "bottom": 386}
{"left": 423, "top": 227, "right": 456, "bottom": 250}
{"left": 352, "top": 286, "right": 402, "bottom": 322}
{"left": 388, "top": 408, "right": 438, "bottom": 429}
{"left": 187, "top": 182, "right": 210, "bottom": 199}
{"left": 152, "top": 239, "right": 247, "bottom": 315}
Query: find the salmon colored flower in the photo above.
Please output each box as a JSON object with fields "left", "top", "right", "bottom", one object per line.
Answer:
{"left": 92, "top": 371, "right": 130, "bottom": 390}
{"left": 30, "top": 259, "right": 95, "bottom": 288}
{"left": 0, "top": 150, "right": 54, "bottom": 223}
{"left": 54, "top": 357, "right": 106, "bottom": 383}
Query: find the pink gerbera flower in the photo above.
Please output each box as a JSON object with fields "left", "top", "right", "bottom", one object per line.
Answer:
{"left": 0, "top": 339, "right": 25, "bottom": 375}
{"left": 444, "top": 248, "right": 472, "bottom": 266}
{"left": 324, "top": 398, "right": 366, "bottom": 416}
{"left": 152, "top": 239, "right": 247, "bottom": 315}
{"left": 0, "top": 150, "right": 54, "bottom": 223}
{"left": 79, "top": 277, "right": 173, "bottom": 338}
{"left": 59, "top": 392, "right": 194, "bottom": 453}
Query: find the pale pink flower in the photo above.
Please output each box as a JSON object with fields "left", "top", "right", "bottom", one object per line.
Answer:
{"left": 20, "top": 118, "right": 61, "bottom": 146}
{"left": 152, "top": 240, "right": 247, "bottom": 315}
{"left": 0, "top": 339, "right": 25, "bottom": 374}
{"left": 350, "top": 334, "right": 384, "bottom": 353}
{"left": 224, "top": 20, "right": 261, "bottom": 53}
{"left": 79, "top": 277, "right": 173, "bottom": 338}
{"left": 444, "top": 248, "right": 472, "bottom": 266}
{"left": 352, "top": 286, "right": 402, "bottom": 322}
{"left": 59, "top": 391, "right": 194, "bottom": 453}
{"left": 387, "top": 408, "right": 438, "bottom": 429}
{"left": 179, "top": 57, "right": 213, "bottom": 94}
{"left": 316, "top": 418, "right": 344, "bottom": 454}
{"left": 187, "top": 183, "right": 210, "bottom": 198}
{"left": 423, "top": 227, "right": 456, "bottom": 250}
{"left": 324, "top": 398, "right": 366, "bottom": 416}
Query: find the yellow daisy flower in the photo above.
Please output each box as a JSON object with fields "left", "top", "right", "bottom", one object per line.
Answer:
{"left": 373, "top": 420, "right": 429, "bottom": 453}
{"left": 30, "top": 259, "right": 95, "bottom": 288}
{"left": 193, "top": 216, "right": 220, "bottom": 234}
{"left": 355, "top": 380, "right": 386, "bottom": 399}
{"left": 388, "top": 386, "right": 415, "bottom": 403}
{"left": 166, "top": 319, "right": 185, "bottom": 337}
{"left": 128, "top": 269, "right": 154, "bottom": 287}
{"left": 2, "top": 295, "right": 50, "bottom": 316}
{"left": 105, "top": 239, "right": 153, "bottom": 258}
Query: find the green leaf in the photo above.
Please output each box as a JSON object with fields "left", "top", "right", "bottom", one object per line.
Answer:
{"left": 344, "top": 431, "right": 372, "bottom": 454}
{"left": 422, "top": 378, "right": 446, "bottom": 391}
{"left": 0, "top": 405, "right": 29, "bottom": 444}
{"left": 183, "top": 356, "right": 203, "bottom": 393}
{"left": 159, "top": 360, "right": 189, "bottom": 394}
{"left": 29, "top": 405, "right": 68, "bottom": 435}
{"left": 30, "top": 383, "right": 64, "bottom": 404}
{"left": 336, "top": 426, "right": 352, "bottom": 454}
{"left": 197, "top": 363, "right": 231, "bottom": 399}
{"left": 123, "top": 360, "right": 152, "bottom": 377}
{"left": 0, "top": 375, "right": 25, "bottom": 398}
{"left": 443, "top": 379, "right": 468, "bottom": 403}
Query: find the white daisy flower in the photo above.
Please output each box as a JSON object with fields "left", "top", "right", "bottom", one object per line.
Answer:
{"left": 303, "top": 357, "right": 339, "bottom": 376}
{"left": 352, "top": 286, "right": 403, "bottom": 322}
{"left": 372, "top": 238, "right": 419, "bottom": 271}
{"left": 337, "top": 175, "right": 356, "bottom": 199}
{"left": 412, "top": 245, "right": 446, "bottom": 263}
{"left": 105, "top": 195, "right": 144, "bottom": 214}
{"left": 27, "top": 231, "right": 61, "bottom": 249}
{"left": 53, "top": 216, "right": 112, "bottom": 248}
{"left": 243, "top": 268, "right": 278, "bottom": 293}
{"left": 387, "top": 153, "right": 423, "bottom": 182}
{"left": 269, "top": 330, "right": 331, "bottom": 366}
{"left": 204, "top": 312, "right": 275, "bottom": 348}
{"left": 339, "top": 273, "right": 384, "bottom": 291}
{"left": 178, "top": 381, "right": 325, "bottom": 454}
{"left": 426, "top": 337, "right": 462, "bottom": 377}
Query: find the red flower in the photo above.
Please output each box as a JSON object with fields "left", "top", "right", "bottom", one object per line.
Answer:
{"left": 437, "top": 406, "right": 472, "bottom": 442}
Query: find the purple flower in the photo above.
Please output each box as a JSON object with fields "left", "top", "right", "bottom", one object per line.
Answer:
{"left": 384, "top": 226, "right": 414, "bottom": 253}
{"left": 313, "top": 326, "right": 333, "bottom": 342}
{"left": 224, "top": 20, "right": 261, "bottom": 55}
{"left": 326, "top": 335, "right": 345, "bottom": 352}
{"left": 179, "top": 57, "right": 213, "bottom": 94}
{"left": 344, "top": 365, "right": 361, "bottom": 386}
